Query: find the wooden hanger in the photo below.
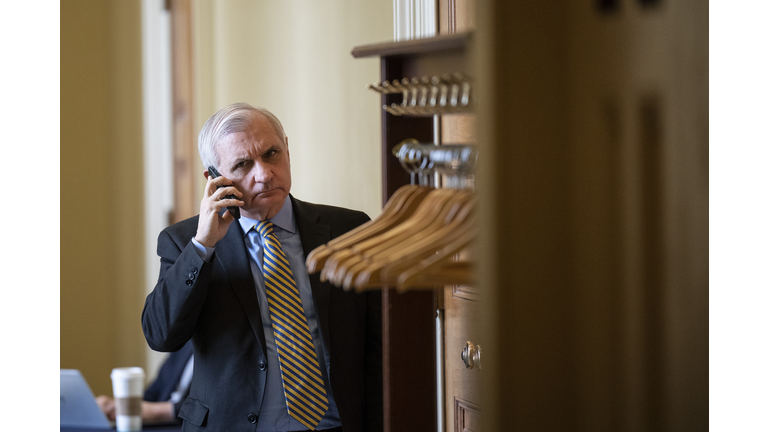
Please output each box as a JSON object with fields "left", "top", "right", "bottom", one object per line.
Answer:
{"left": 323, "top": 188, "right": 448, "bottom": 284}
{"left": 353, "top": 188, "right": 456, "bottom": 256}
{"left": 344, "top": 190, "right": 473, "bottom": 290}
{"left": 320, "top": 248, "right": 360, "bottom": 283}
{"left": 396, "top": 226, "right": 477, "bottom": 292}
{"left": 307, "top": 184, "right": 416, "bottom": 274}
{"left": 396, "top": 261, "right": 474, "bottom": 290}
{"left": 319, "top": 186, "right": 432, "bottom": 283}
{"left": 354, "top": 197, "right": 476, "bottom": 291}
{"left": 378, "top": 220, "right": 474, "bottom": 289}
{"left": 307, "top": 184, "right": 429, "bottom": 275}
{"left": 376, "top": 194, "right": 474, "bottom": 266}
{"left": 327, "top": 188, "right": 457, "bottom": 287}
{"left": 307, "top": 138, "right": 479, "bottom": 291}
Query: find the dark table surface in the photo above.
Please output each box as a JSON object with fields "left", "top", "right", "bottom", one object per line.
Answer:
{"left": 61, "top": 424, "right": 182, "bottom": 432}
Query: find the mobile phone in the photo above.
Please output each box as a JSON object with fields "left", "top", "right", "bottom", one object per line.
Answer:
{"left": 207, "top": 166, "right": 241, "bottom": 220}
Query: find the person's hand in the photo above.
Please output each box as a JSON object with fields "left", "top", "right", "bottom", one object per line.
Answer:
{"left": 96, "top": 396, "right": 175, "bottom": 424}
{"left": 141, "top": 401, "right": 176, "bottom": 424}
{"left": 194, "top": 173, "right": 243, "bottom": 248}
{"left": 95, "top": 395, "right": 116, "bottom": 421}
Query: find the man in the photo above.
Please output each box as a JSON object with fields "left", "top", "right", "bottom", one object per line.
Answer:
{"left": 95, "top": 341, "right": 194, "bottom": 425}
{"left": 142, "top": 103, "right": 382, "bottom": 432}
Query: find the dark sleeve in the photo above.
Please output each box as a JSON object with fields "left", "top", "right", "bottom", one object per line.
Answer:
{"left": 365, "top": 289, "right": 384, "bottom": 432}
{"left": 323, "top": 206, "right": 383, "bottom": 431}
{"left": 143, "top": 375, "right": 164, "bottom": 403}
{"left": 344, "top": 210, "right": 383, "bottom": 432}
{"left": 141, "top": 228, "right": 212, "bottom": 352}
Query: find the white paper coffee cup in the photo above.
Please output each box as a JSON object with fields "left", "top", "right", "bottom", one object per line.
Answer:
{"left": 110, "top": 367, "right": 145, "bottom": 432}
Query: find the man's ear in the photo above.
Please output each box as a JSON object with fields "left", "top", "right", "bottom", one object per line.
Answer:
{"left": 284, "top": 136, "right": 290, "bottom": 159}
{"left": 203, "top": 169, "right": 210, "bottom": 180}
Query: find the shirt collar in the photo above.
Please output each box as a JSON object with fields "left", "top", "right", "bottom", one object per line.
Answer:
{"left": 238, "top": 195, "right": 296, "bottom": 236}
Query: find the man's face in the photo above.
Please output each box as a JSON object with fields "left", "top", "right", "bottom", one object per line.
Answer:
{"left": 212, "top": 114, "right": 291, "bottom": 221}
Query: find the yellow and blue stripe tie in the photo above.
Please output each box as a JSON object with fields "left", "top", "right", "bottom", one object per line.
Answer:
{"left": 255, "top": 221, "right": 329, "bottom": 430}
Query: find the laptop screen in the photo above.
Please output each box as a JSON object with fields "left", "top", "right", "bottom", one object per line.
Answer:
{"left": 60, "top": 369, "right": 111, "bottom": 429}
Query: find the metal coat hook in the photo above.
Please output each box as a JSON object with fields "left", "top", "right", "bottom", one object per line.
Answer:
{"left": 372, "top": 72, "right": 473, "bottom": 116}
{"left": 392, "top": 140, "right": 477, "bottom": 188}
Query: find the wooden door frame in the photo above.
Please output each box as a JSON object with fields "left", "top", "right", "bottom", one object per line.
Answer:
{"left": 169, "top": 0, "right": 198, "bottom": 224}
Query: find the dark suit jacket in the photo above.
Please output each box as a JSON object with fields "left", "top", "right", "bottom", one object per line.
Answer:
{"left": 142, "top": 196, "right": 382, "bottom": 432}
{"left": 144, "top": 339, "right": 194, "bottom": 420}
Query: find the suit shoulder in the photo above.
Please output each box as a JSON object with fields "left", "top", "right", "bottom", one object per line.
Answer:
{"left": 291, "top": 197, "right": 371, "bottom": 239}
{"left": 159, "top": 214, "right": 200, "bottom": 242}
{"left": 317, "top": 203, "right": 370, "bottom": 222}
{"left": 292, "top": 197, "right": 370, "bottom": 222}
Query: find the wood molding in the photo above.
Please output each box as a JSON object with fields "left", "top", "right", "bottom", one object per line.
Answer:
{"left": 454, "top": 397, "right": 481, "bottom": 432}
{"left": 382, "top": 289, "right": 437, "bottom": 432}
{"left": 452, "top": 285, "right": 478, "bottom": 302}
{"left": 351, "top": 32, "right": 471, "bottom": 59}
{"left": 170, "top": 0, "right": 198, "bottom": 224}
{"left": 448, "top": 0, "right": 457, "bottom": 33}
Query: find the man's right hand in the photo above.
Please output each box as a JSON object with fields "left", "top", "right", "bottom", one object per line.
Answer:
{"left": 194, "top": 173, "right": 244, "bottom": 248}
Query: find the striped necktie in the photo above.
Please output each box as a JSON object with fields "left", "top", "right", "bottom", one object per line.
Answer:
{"left": 255, "top": 221, "right": 329, "bottom": 430}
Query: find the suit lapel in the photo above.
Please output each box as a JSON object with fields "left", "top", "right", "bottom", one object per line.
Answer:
{"left": 291, "top": 196, "right": 333, "bottom": 350}
{"left": 214, "top": 221, "right": 268, "bottom": 356}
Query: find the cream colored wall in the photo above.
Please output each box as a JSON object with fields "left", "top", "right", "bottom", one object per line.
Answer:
{"left": 193, "top": 0, "right": 392, "bottom": 218}
{"left": 61, "top": 0, "right": 146, "bottom": 396}
{"left": 61, "top": 0, "right": 392, "bottom": 397}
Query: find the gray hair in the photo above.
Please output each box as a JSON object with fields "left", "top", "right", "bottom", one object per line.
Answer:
{"left": 198, "top": 102, "right": 287, "bottom": 169}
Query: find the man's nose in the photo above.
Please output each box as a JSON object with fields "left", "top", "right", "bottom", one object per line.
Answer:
{"left": 251, "top": 161, "right": 272, "bottom": 182}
